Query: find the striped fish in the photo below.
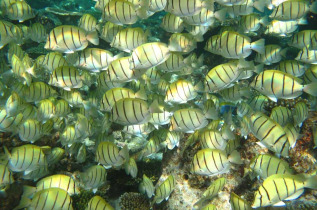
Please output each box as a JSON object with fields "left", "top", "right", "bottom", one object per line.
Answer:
{"left": 60, "top": 125, "right": 76, "bottom": 146}
{"left": 111, "top": 27, "right": 148, "bottom": 53}
{"left": 205, "top": 31, "right": 265, "bottom": 59}
{"left": 19, "top": 188, "right": 73, "bottom": 210}
{"left": 94, "top": 0, "right": 111, "bottom": 11}
{"left": 225, "top": 138, "right": 241, "bottom": 155}
{"left": 215, "top": 0, "right": 246, "bottom": 6}
{"left": 129, "top": 42, "right": 171, "bottom": 70}
{"left": 219, "top": 84, "right": 251, "bottom": 103}
{"left": 0, "top": 109, "right": 23, "bottom": 132}
{"left": 240, "top": 13, "right": 268, "bottom": 34}
{"left": 102, "top": 0, "right": 146, "bottom": 25}
{"left": 237, "top": 101, "right": 254, "bottom": 117}
{"left": 0, "top": 20, "right": 16, "bottom": 49}
{"left": 78, "top": 13, "right": 97, "bottom": 32}
{"left": 205, "top": 63, "right": 241, "bottom": 93}
{"left": 41, "top": 52, "right": 68, "bottom": 73}
{"left": 35, "top": 174, "right": 80, "bottom": 195}
{"left": 140, "top": 136, "right": 163, "bottom": 158}
{"left": 296, "top": 46, "right": 317, "bottom": 64}
{"left": 255, "top": 44, "right": 282, "bottom": 65}
{"left": 164, "top": 131, "right": 183, "bottom": 150}
{"left": 86, "top": 196, "right": 114, "bottom": 210}
{"left": 161, "top": 13, "right": 184, "bottom": 33}
{"left": 124, "top": 157, "right": 138, "bottom": 178}
{"left": 153, "top": 175, "right": 176, "bottom": 204}
{"left": 46, "top": 147, "right": 65, "bottom": 165}
{"left": 182, "top": 8, "right": 224, "bottom": 26}
{"left": 156, "top": 52, "right": 187, "bottom": 72}
{"left": 107, "top": 56, "right": 147, "bottom": 83}
{"left": 0, "top": 164, "right": 14, "bottom": 193}
{"left": 169, "top": 33, "right": 197, "bottom": 53}
{"left": 18, "top": 119, "right": 42, "bottom": 143}
{"left": 139, "top": 174, "right": 155, "bottom": 198}
{"left": 265, "top": 20, "right": 299, "bottom": 37}
{"left": 165, "top": 0, "right": 214, "bottom": 17}
{"left": 276, "top": 60, "right": 307, "bottom": 77}
{"left": 30, "top": 23, "right": 47, "bottom": 43}
{"left": 230, "top": 192, "right": 252, "bottom": 210}
{"left": 199, "top": 129, "right": 228, "bottom": 150}
{"left": 165, "top": 79, "right": 200, "bottom": 104}
{"left": 249, "top": 154, "right": 293, "bottom": 179}
{"left": 270, "top": 106, "right": 292, "bottom": 127}
{"left": 48, "top": 66, "right": 83, "bottom": 91}
{"left": 149, "top": 0, "right": 166, "bottom": 12}
{"left": 269, "top": 0, "right": 312, "bottom": 21}
{"left": 250, "top": 112, "right": 290, "bottom": 157}
{"left": 80, "top": 165, "right": 107, "bottom": 192}
{"left": 293, "top": 101, "right": 309, "bottom": 127}
{"left": 111, "top": 98, "right": 152, "bottom": 125}
{"left": 99, "top": 21, "right": 124, "bottom": 43}
{"left": 37, "top": 99, "right": 56, "bottom": 121}
{"left": 95, "top": 142, "right": 129, "bottom": 168}
{"left": 23, "top": 82, "right": 57, "bottom": 103}
{"left": 289, "top": 30, "right": 317, "bottom": 49}
{"left": 122, "top": 123, "right": 154, "bottom": 137}
{"left": 5, "top": 145, "right": 47, "bottom": 174}
{"left": 284, "top": 123, "right": 300, "bottom": 148}
{"left": 11, "top": 54, "right": 32, "bottom": 86}
{"left": 74, "top": 48, "right": 120, "bottom": 72}
{"left": 5, "top": 91, "right": 23, "bottom": 117}
{"left": 55, "top": 99, "right": 71, "bottom": 117}
{"left": 169, "top": 108, "right": 209, "bottom": 133}
{"left": 6, "top": 1, "right": 35, "bottom": 22}
{"left": 303, "top": 65, "right": 317, "bottom": 83}
{"left": 45, "top": 25, "right": 99, "bottom": 53}
{"left": 194, "top": 177, "right": 226, "bottom": 208}
{"left": 190, "top": 148, "right": 242, "bottom": 176}
{"left": 248, "top": 95, "right": 268, "bottom": 113}
{"left": 249, "top": 70, "right": 317, "bottom": 102}
{"left": 252, "top": 174, "right": 317, "bottom": 208}
{"left": 60, "top": 89, "right": 90, "bottom": 109}
{"left": 226, "top": 0, "right": 254, "bottom": 18}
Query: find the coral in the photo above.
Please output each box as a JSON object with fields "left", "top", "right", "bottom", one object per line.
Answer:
{"left": 118, "top": 192, "right": 150, "bottom": 210}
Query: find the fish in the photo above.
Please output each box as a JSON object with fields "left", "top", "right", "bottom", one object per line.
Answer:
{"left": 153, "top": 174, "right": 176, "bottom": 204}
{"left": 276, "top": 60, "right": 307, "bottom": 77}
{"left": 40, "top": 52, "right": 69, "bottom": 73}
{"left": 164, "top": 131, "right": 183, "bottom": 150}
{"left": 199, "top": 129, "right": 228, "bottom": 150}
{"left": 4, "top": 145, "right": 48, "bottom": 175}
{"left": 237, "top": 101, "right": 254, "bottom": 117}
{"left": 80, "top": 165, "right": 107, "bottom": 193}
{"left": 86, "top": 196, "right": 114, "bottom": 210}
{"left": 0, "top": 20, "right": 16, "bottom": 49}
{"left": 160, "top": 13, "right": 184, "bottom": 33}
{"left": 248, "top": 95, "right": 269, "bottom": 113}
{"left": 230, "top": 192, "right": 252, "bottom": 210}
{"left": 129, "top": 42, "right": 171, "bottom": 70}
{"left": 111, "top": 27, "right": 148, "bottom": 53}
{"left": 164, "top": 0, "right": 214, "bottom": 17}
{"left": 46, "top": 147, "right": 65, "bottom": 165}
{"left": 11, "top": 54, "right": 33, "bottom": 86}
{"left": 45, "top": 25, "right": 99, "bottom": 53}
{"left": 183, "top": 8, "right": 226, "bottom": 26}
{"left": 101, "top": 0, "right": 148, "bottom": 25}
{"left": 48, "top": 66, "right": 83, "bottom": 91}
{"left": 29, "top": 23, "right": 47, "bottom": 43}
{"left": 0, "top": 164, "right": 14, "bottom": 195}
{"left": 37, "top": 99, "right": 56, "bottom": 121}
{"left": 156, "top": 52, "right": 188, "bottom": 72}
{"left": 200, "top": 204, "right": 217, "bottom": 210}
{"left": 15, "top": 188, "right": 73, "bottom": 210}
{"left": 270, "top": 106, "right": 292, "bottom": 127}
{"left": 194, "top": 177, "right": 226, "bottom": 208}
{"left": 239, "top": 13, "right": 268, "bottom": 34}
{"left": 252, "top": 174, "right": 317, "bottom": 208}
{"left": 248, "top": 154, "right": 294, "bottom": 179}
{"left": 293, "top": 101, "right": 309, "bottom": 127}
{"left": 0, "top": 109, "right": 23, "bottom": 132}
{"left": 23, "top": 82, "right": 57, "bottom": 103}
{"left": 303, "top": 65, "right": 317, "bottom": 83}
{"left": 249, "top": 70, "right": 317, "bottom": 102}
{"left": 249, "top": 112, "right": 290, "bottom": 157}
{"left": 295, "top": 46, "right": 317, "bottom": 64}
{"left": 6, "top": 1, "right": 35, "bottom": 22}
{"left": 226, "top": 0, "right": 254, "bottom": 18}
{"left": 219, "top": 84, "right": 251, "bottom": 103}
{"left": 94, "top": 0, "right": 111, "bottom": 11}
{"left": 140, "top": 135, "right": 163, "bottom": 158}
{"left": 265, "top": 20, "right": 301, "bottom": 37}
{"left": 5, "top": 91, "right": 23, "bottom": 117}
{"left": 169, "top": 33, "right": 197, "bottom": 53}
{"left": 205, "top": 31, "right": 265, "bottom": 59}
{"left": 78, "top": 13, "right": 97, "bottom": 32}
{"left": 139, "top": 174, "right": 155, "bottom": 198}
{"left": 190, "top": 148, "right": 242, "bottom": 176}
{"left": 225, "top": 138, "right": 241, "bottom": 155}
{"left": 95, "top": 142, "right": 129, "bottom": 168}
{"left": 169, "top": 108, "right": 209, "bottom": 133}
{"left": 60, "top": 89, "right": 90, "bottom": 109}
{"left": 18, "top": 119, "right": 43, "bottom": 143}
{"left": 98, "top": 21, "right": 124, "bottom": 43}
{"left": 289, "top": 30, "right": 317, "bottom": 49}
{"left": 122, "top": 123, "right": 154, "bottom": 137}
{"left": 255, "top": 44, "right": 283, "bottom": 65}
{"left": 164, "top": 79, "right": 201, "bottom": 104}
{"left": 124, "top": 157, "right": 138, "bottom": 178}
{"left": 55, "top": 99, "right": 71, "bottom": 117}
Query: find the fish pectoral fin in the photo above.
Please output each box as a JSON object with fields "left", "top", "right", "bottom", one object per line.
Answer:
{"left": 284, "top": 189, "right": 304, "bottom": 201}
{"left": 273, "top": 201, "right": 286, "bottom": 206}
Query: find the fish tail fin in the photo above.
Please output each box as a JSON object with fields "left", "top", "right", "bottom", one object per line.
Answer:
{"left": 120, "top": 145, "right": 130, "bottom": 163}
{"left": 310, "top": 1, "right": 317, "bottom": 14}
{"left": 135, "top": 87, "right": 147, "bottom": 100}
{"left": 228, "top": 150, "right": 243, "bottom": 164}
{"left": 250, "top": 39, "right": 265, "bottom": 54}
{"left": 22, "top": 185, "right": 36, "bottom": 198}
{"left": 253, "top": 0, "right": 267, "bottom": 12}
{"left": 305, "top": 175, "right": 317, "bottom": 189}
{"left": 86, "top": 31, "right": 99, "bottom": 45}
{"left": 214, "top": 8, "right": 227, "bottom": 22}
{"left": 303, "top": 83, "right": 317, "bottom": 96}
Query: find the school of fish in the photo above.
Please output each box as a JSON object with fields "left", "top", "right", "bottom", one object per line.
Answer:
{"left": 0, "top": 0, "right": 317, "bottom": 209}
